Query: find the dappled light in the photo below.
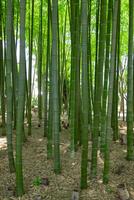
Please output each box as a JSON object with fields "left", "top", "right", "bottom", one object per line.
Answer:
{"left": 38, "top": 138, "right": 43, "bottom": 142}
{"left": 0, "top": 137, "right": 7, "bottom": 150}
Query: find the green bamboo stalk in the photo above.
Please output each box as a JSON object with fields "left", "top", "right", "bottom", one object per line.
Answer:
{"left": 91, "top": 0, "right": 107, "bottom": 178}
{"left": 28, "top": 0, "right": 34, "bottom": 135}
{"left": 80, "top": 0, "right": 89, "bottom": 189}
{"left": 11, "top": 0, "right": 18, "bottom": 129}
{"left": 103, "top": 0, "right": 119, "bottom": 184}
{"left": 6, "top": 0, "right": 15, "bottom": 173}
{"left": 112, "top": 0, "right": 120, "bottom": 141}
{"left": 87, "top": 0, "right": 93, "bottom": 131}
{"left": 44, "top": 0, "right": 50, "bottom": 137}
{"left": 94, "top": 0, "right": 100, "bottom": 100}
{"left": 0, "top": 0, "right": 6, "bottom": 134}
{"left": 52, "top": 0, "right": 61, "bottom": 173}
{"left": 16, "top": 0, "right": 26, "bottom": 195}
{"left": 37, "top": 0, "right": 43, "bottom": 126}
{"left": 126, "top": 0, "right": 134, "bottom": 161}
{"left": 100, "top": 0, "right": 112, "bottom": 152}
{"left": 46, "top": 0, "right": 53, "bottom": 159}
{"left": 70, "top": 0, "right": 80, "bottom": 154}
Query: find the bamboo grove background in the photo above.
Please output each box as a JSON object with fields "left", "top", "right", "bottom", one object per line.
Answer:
{"left": 0, "top": 0, "right": 134, "bottom": 197}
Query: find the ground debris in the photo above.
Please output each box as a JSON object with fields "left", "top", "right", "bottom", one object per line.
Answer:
{"left": 33, "top": 194, "right": 43, "bottom": 200}
{"left": 71, "top": 190, "right": 79, "bottom": 200}
{"left": 0, "top": 118, "right": 134, "bottom": 200}
{"left": 41, "top": 177, "right": 49, "bottom": 186}
{"left": 117, "top": 184, "right": 130, "bottom": 200}
{"left": 113, "top": 164, "right": 125, "bottom": 175}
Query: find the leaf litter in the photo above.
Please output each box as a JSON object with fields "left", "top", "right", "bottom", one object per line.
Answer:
{"left": 0, "top": 119, "right": 134, "bottom": 200}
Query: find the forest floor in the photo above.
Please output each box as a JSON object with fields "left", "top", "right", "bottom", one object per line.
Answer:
{"left": 0, "top": 115, "right": 134, "bottom": 200}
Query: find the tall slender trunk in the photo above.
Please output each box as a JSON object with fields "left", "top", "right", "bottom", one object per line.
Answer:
{"left": 16, "top": 0, "right": 26, "bottom": 196}
{"left": 126, "top": 0, "right": 134, "bottom": 161}
{"left": 100, "top": 0, "right": 112, "bottom": 151}
{"left": 11, "top": 0, "right": 18, "bottom": 129}
{"left": 87, "top": 0, "right": 93, "bottom": 130}
{"left": 80, "top": 0, "right": 89, "bottom": 189}
{"left": 28, "top": 0, "right": 34, "bottom": 135}
{"left": 6, "top": 0, "right": 15, "bottom": 173}
{"left": 91, "top": 0, "right": 107, "bottom": 178}
{"left": 47, "top": 0, "right": 53, "bottom": 159}
{"left": 38, "top": 0, "right": 43, "bottom": 126}
{"left": 61, "top": 6, "right": 67, "bottom": 112}
{"left": 52, "top": 0, "right": 61, "bottom": 173}
{"left": 103, "top": 0, "right": 119, "bottom": 184}
{"left": 111, "top": 0, "right": 120, "bottom": 141}
{"left": 75, "top": 0, "right": 81, "bottom": 146}
{"left": 70, "top": 0, "right": 80, "bottom": 154}
{"left": 94, "top": 0, "right": 100, "bottom": 101}
{"left": 15, "top": 0, "right": 19, "bottom": 47}
{"left": 44, "top": 0, "right": 50, "bottom": 137}
{"left": 0, "top": 0, "right": 6, "bottom": 133}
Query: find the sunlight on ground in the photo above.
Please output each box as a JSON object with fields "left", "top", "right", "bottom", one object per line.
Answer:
{"left": 0, "top": 137, "right": 7, "bottom": 150}
{"left": 38, "top": 138, "right": 43, "bottom": 142}
{"left": 98, "top": 179, "right": 103, "bottom": 184}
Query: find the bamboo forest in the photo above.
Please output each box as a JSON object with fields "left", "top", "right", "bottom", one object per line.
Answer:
{"left": 0, "top": 0, "right": 134, "bottom": 199}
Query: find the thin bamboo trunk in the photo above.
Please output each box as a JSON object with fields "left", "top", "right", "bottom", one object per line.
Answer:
{"left": 16, "top": 0, "right": 26, "bottom": 195}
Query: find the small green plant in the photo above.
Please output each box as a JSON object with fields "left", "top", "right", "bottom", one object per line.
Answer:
{"left": 105, "top": 185, "right": 114, "bottom": 194}
{"left": 33, "top": 177, "right": 41, "bottom": 186}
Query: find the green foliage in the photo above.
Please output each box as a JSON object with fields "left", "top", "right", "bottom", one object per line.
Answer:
{"left": 32, "top": 97, "right": 38, "bottom": 106}
{"left": 105, "top": 185, "right": 114, "bottom": 194}
{"left": 33, "top": 177, "right": 42, "bottom": 186}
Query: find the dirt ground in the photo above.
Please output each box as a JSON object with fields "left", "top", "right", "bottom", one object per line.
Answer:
{"left": 0, "top": 118, "right": 134, "bottom": 200}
